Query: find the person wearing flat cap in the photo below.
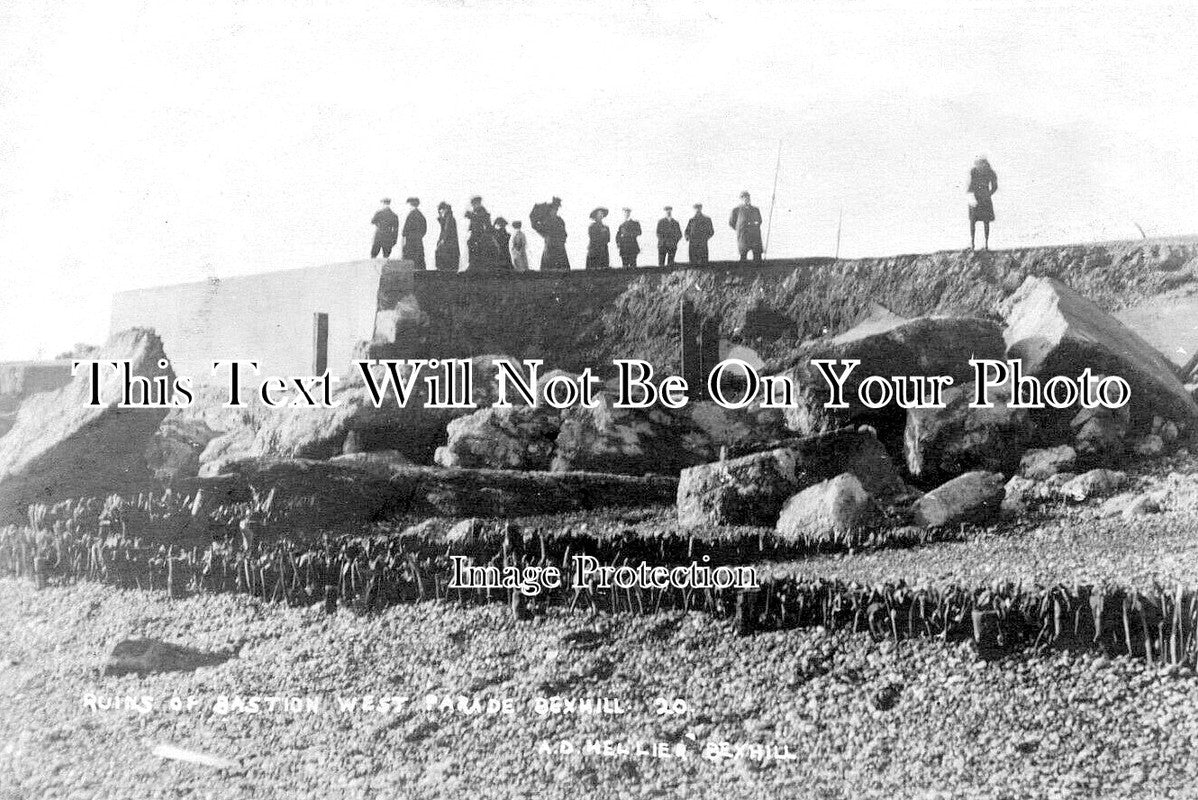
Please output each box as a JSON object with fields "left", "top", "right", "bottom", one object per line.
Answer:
{"left": 656, "top": 206, "right": 682, "bottom": 266}
{"left": 464, "top": 195, "right": 498, "bottom": 271}
{"left": 685, "top": 202, "right": 714, "bottom": 265}
{"left": 729, "top": 191, "right": 763, "bottom": 262}
{"left": 435, "top": 201, "right": 460, "bottom": 271}
{"left": 493, "top": 217, "right": 513, "bottom": 270}
{"left": 401, "top": 197, "right": 427, "bottom": 269}
{"left": 370, "top": 198, "right": 400, "bottom": 259}
{"left": 586, "top": 207, "right": 611, "bottom": 269}
{"left": 615, "top": 208, "right": 642, "bottom": 268}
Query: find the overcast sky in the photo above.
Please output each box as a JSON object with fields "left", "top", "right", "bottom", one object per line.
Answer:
{"left": 1, "top": 0, "right": 1196, "bottom": 360}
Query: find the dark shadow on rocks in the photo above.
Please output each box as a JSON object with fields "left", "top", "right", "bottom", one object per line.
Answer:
{"left": 103, "top": 638, "right": 234, "bottom": 677}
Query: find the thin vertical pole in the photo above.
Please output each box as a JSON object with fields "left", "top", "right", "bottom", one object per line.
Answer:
{"left": 312, "top": 312, "right": 329, "bottom": 375}
{"left": 765, "top": 140, "right": 782, "bottom": 256}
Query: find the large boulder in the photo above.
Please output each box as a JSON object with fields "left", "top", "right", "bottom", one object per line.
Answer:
{"left": 0, "top": 329, "right": 173, "bottom": 521}
{"left": 904, "top": 383, "right": 1032, "bottom": 483}
{"left": 912, "top": 470, "right": 1005, "bottom": 528}
{"left": 1001, "top": 276, "right": 1198, "bottom": 428}
{"left": 676, "top": 428, "right": 904, "bottom": 528}
{"left": 435, "top": 406, "right": 562, "bottom": 470}
{"left": 775, "top": 473, "right": 879, "bottom": 541}
{"left": 1019, "top": 445, "right": 1077, "bottom": 480}
{"left": 781, "top": 315, "right": 1006, "bottom": 435}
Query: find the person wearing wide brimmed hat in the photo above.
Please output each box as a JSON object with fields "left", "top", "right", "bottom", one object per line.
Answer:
{"left": 656, "top": 205, "right": 682, "bottom": 266}
{"left": 434, "top": 201, "right": 460, "bottom": 271}
{"left": 615, "top": 208, "right": 642, "bottom": 268}
{"left": 492, "top": 217, "right": 513, "bottom": 270}
{"left": 401, "top": 197, "right": 427, "bottom": 269}
{"left": 967, "top": 156, "right": 998, "bottom": 250}
{"left": 586, "top": 207, "right": 611, "bottom": 270}
{"left": 685, "top": 202, "right": 715, "bottom": 266}
{"left": 729, "top": 191, "right": 762, "bottom": 262}
{"left": 370, "top": 197, "right": 400, "bottom": 259}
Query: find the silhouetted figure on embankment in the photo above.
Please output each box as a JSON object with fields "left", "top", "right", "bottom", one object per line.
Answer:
{"left": 968, "top": 157, "right": 998, "bottom": 250}
{"left": 435, "top": 201, "right": 460, "bottom": 271}
{"left": 370, "top": 198, "right": 399, "bottom": 259}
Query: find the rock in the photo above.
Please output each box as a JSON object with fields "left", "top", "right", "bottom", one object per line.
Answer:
{"left": 1161, "top": 420, "right": 1180, "bottom": 443}
{"left": 675, "top": 429, "right": 904, "bottom": 528}
{"left": 1059, "top": 469, "right": 1128, "bottom": 502}
{"left": 145, "top": 415, "right": 219, "bottom": 482}
{"left": 1134, "top": 434, "right": 1165, "bottom": 457}
{"left": 0, "top": 329, "right": 173, "bottom": 521}
{"left": 191, "top": 458, "right": 677, "bottom": 520}
{"left": 1001, "top": 276, "right": 1198, "bottom": 426}
{"left": 104, "top": 638, "right": 231, "bottom": 677}
{"left": 1096, "top": 492, "right": 1135, "bottom": 518}
{"left": 1001, "top": 475, "right": 1037, "bottom": 517}
{"left": 1122, "top": 494, "right": 1162, "bottom": 517}
{"left": 1019, "top": 445, "right": 1077, "bottom": 480}
{"left": 782, "top": 315, "right": 1006, "bottom": 434}
{"left": 435, "top": 406, "right": 561, "bottom": 471}
{"left": 1072, "top": 405, "right": 1130, "bottom": 461}
{"left": 912, "top": 471, "right": 1005, "bottom": 528}
{"left": 904, "top": 383, "right": 1032, "bottom": 482}
{"left": 445, "top": 518, "right": 509, "bottom": 548}
{"left": 775, "top": 473, "right": 879, "bottom": 541}
{"left": 329, "top": 450, "right": 413, "bottom": 468}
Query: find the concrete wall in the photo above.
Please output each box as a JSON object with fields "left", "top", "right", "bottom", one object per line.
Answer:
{"left": 110, "top": 260, "right": 402, "bottom": 381}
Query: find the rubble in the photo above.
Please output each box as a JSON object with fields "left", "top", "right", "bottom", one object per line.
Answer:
{"left": 904, "top": 383, "right": 1032, "bottom": 482}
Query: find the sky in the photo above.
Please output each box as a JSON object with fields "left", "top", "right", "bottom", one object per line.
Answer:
{"left": 1, "top": 0, "right": 1196, "bottom": 360}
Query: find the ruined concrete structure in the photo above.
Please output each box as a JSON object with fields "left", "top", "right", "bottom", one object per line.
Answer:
{"left": 107, "top": 238, "right": 1198, "bottom": 383}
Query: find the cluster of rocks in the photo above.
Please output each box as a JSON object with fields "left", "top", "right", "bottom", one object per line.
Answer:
{"left": 676, "top": 275, "right": 1198, "bottom": 538}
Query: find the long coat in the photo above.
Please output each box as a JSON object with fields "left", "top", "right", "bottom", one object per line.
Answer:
{"left": 371, "top": 207, "right": 400, "bottom": 250}
{"left": 586, "top": 222, "right": 611, "bottom": 269}
{"left": 968, "top": 165, "right": 998, "bottom": 223}
{"left": 539, "top": 216, "right": 569, "bottom": 271}
{"left": 510, "top": 230, "right": 529, "bottom": 270}
{"left": 435, "top": 214, "right": 460, "bottom": 271}
{"left": 729, "top": 204, "right": 763, "bottom": 251}
{"left": 616, "top": 220, "right": 641, "bottom": 256}
{"left": 686, "top": 213, "right": 714, "bottom": 262}
{"left": 494, "top": 228, "right": 513, "bottom": 269}
{"left": 401, "top": 209, "right": 427, "bottom": 267}
{"left": 465, "top": 206, "right": 497, "bottom": 270}
{"left": 656, "top": 217, "right": 682, "bottom": 248}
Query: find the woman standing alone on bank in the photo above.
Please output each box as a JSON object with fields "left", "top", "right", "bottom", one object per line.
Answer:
{"left": 435, "top": 202, "right": 460, "bottom": 271}
{"left": 586, "top": 207, "right": 611, "bottom": 269}
{"left": 968, "top": 157, "right": 998, "bottom": 251}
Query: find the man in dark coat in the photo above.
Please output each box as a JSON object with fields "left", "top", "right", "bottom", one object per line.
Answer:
{"left": 685, "top": 202, "right": 714, "bottom": 265}
{"left": 532, "top": 197, "right": 570, "bottom": 271}
{"left": 401, "top": 197, "right": 427, "bottom": 268}
{"left": 615, "top": 208, "right": 642, "bottom": 268}
{"left": 656, "top": 206, "right": 682, "bottom": 266}
{"left": 493, "top": 217, "right": 513, "bottom": 270}
{"left": 465, "top": 195, "right": 497, "bottom": 271}
{"left": 729, "top": 191, "right": 763, "bottom": 262}
{"left": 370, "top": 198, "right": 400, "bottom": 259}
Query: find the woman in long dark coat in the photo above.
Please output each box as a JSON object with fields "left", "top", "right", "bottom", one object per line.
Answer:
{"left": 493, "top": 217, "right": 513, "bottom": 270}
{"left": 435, "top": 202, "right": 460, "bottom": 271}
{"left": 586, "top": 207, "right": 610, "bottom": 269}
{"left": 464, "top": 196, "right": 497, "bottom": 270}
{"left": 968, "top": 157, "right": 998, "bottom": 250}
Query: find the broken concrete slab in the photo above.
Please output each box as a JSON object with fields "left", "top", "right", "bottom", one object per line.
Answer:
{"left": 1001, "top": 276, "right": 1198, "bottom": 427}
{"left": 0, "top": 329, "right": 173, "bottom": 522}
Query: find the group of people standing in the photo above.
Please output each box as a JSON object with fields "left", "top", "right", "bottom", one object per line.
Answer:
{"left": 369, "top": 191, "right": 765, "bottom": 271}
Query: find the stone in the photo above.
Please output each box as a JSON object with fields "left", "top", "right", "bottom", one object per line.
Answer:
{"left": 1001, "top": 475, "right": 1038, "bottom": 517}
{"left": 782, "top": 315, "right": 1006, "bottom": 434}
{"left": 676, "top": 428, "right": 903, "bottom": 528}
{"left": 1058, "top": 469, "right": 1128, "bottom": 502}
{"left": 435, "top": 406, "right": 561, "bottom": 471}
{"left": 904, "top": 383, "right": 1032, "bottom": 482}
{"left": 329, "top": 450, "right": 413, "bottom": 468}
{"left": 145, "top": 416, "right": 219, "bottom": 482}
{"left": 1001, "top": 276, "right": 1198, "bottom": 426}
{"left": 1019, "top": 445, "right": 1077, "bottom": 480}
{"left": 104, "top": 638, "right": 231, "bottom": 677}
{"left": 912, "top": 471, "right": 1005, "bottom": 528}
{"left": 1134, "top": 434, "right": 1165, "bottom": 457}
{"left": 1161, "top": 420, "right": 1180, "bottom": 443}
{"left": 1096, "top": 493, "right": 1136, "bottom": 518}
{"left": 1122, "top": 494, "right": 1162, "bottom": 517}
{"left": 775, "top": 473, "right": 879, "bottom": 541}
{"left": 0, "top": 329, "right": 173, "bottom": 522}
{"left": 1072, "top": 406, "right": 1129, "bottom": 461}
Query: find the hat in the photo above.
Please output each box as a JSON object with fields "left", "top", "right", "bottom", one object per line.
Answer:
{"left": 551, "top": 196, "right": 562, "bottom": 206}
{"left": 381, "top": 197, "right": 391, "bottom": 205}
{"left": 590, "top": 207, "right": 609, "bottom": 220}
{"left": 622, "top": 207, "right": 631, "bottom": 213}
{"left": 470, "top": 195, "right": 482, "bottom": 204}
{"left": 406, "top": 197, "right": 419, "bottom": 205}
{"left": 512, "top": 220, "right": 522, "bottom": 228}
{"left": 693, "top": 203, "right": 703, "bottom": 209}
{"left": 494, "top": 216, "right": 508, "bottom": 226}
{"left": 663, "top": 205, "right": 673, "bottom": 211}
{"left": 437, "top": 201, "right": 451, "bottom": 212}
{"left": 739, "top": 191, "right": 751, "bottom": 199}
